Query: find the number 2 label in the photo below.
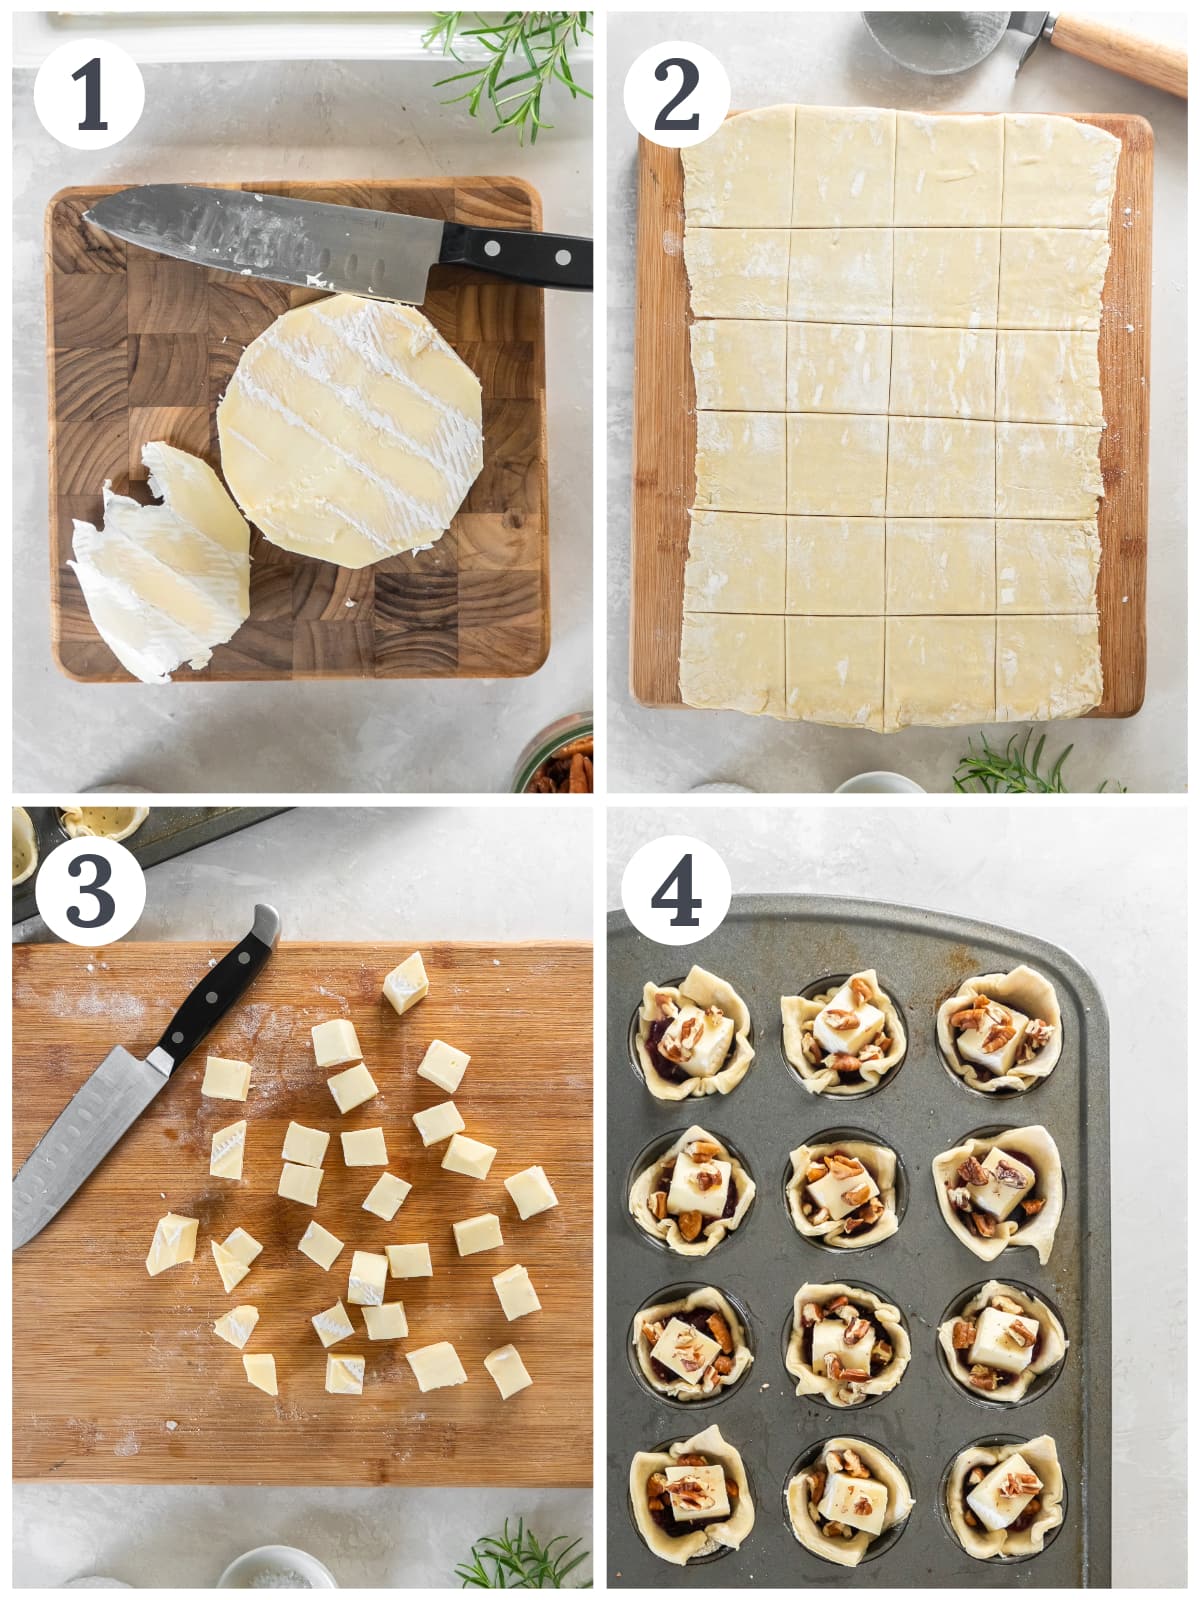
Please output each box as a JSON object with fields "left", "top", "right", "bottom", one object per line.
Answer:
{"left": 623, "top": 40, "right": 731, "bottom": 150}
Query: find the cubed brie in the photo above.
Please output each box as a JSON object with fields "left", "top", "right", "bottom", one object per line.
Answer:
{"left": 442, "top": 1133, "right": 497, "bottom": 1180}
{"left": 957, "top": 1003, "right": 1030, "bottom": 1072}
{"left": 298, "top": 1220, "right": 344, "bottom": 1271}
{"left": 341, "top": 1126, "right": 388, "bottom": 1167}
{"left": 222, "top": 1227, "right": 263, "bottom": 1266}
{"left": 407, "top": 1340, "right": 468, "bottom": 1392}
{"left": 213, "top": 1305, "right": 259, "bottom": 1350}
{"left": 666, "top": 1150, "right": 732, "bottom": 1218}
{"left": 452, "top": 1212, "right": 503, "bottom": 1257}
{"left": 362, "top": 1302, "right": 409, "bottom": 1340}
{"left": 657, "top": 1003, "right": 735, "bottom": 1077}
{"left": 651, "top": 1317, "right": 721, "bottom": 1381}
{"left": 311, "top": 1018, "right": 362, "bottom": 1070}
{"left": 327, "top": 1061, "right": 379, "bottom": 1115}
{"left": 412, "top": 1100, "right": 465, "bottom": 1147}
{"left": 201, "top": 1055, "right": 252, "bottom": 1101}
{"left": 387, "top": 1242, "right": 433, "bottom": 1278}
{"left": 818, "top": 1470, "right": 888, "bottom": 1536}
{"left": 969, "top": 1306, "right": 1037, "bottom": 1375}
{"left": 383, "top": 952, "right": 429, "bottom": 1017}
{"left": 813, "top": 982, "right": 885, "bottom": 1057}
{"left": 325, "top": 1354, "right": 365, "bottom": 1395}
{"left": 812, "top": 1316, "right": 875, "bottom": 1374}
{"left": 282, "top": 1121, "right": 330, "bottom": 1168}
{"left": 278, "top": 1161, "right": 323, "bottom": 1206}
{"left": 417, "top": 1039, "right": 469, "bottom": 1094}
{"left": 504, "top": 1165, "right": 559, "bottom": 1220}
{"left": 493, "top": 1263, "right": 541, "bottom": 1321}
{"left": 211, "top": 1240, "right": 250, "bottom": 1293}
{"left": 210, "top": 1119, "right": 246, "bottom": 1180}
{"left": 348, "top": 1250, "right": 388, "bottom": 1306}
{"left": 311, "top": 1298, "right": 355, "bottom": 1348}
{"left": 970, "top": 1146, "right": 1036, "bottom": 1220}
{"left": 145, "top": 1213, "right": 198, "bottom": 1276}
{"left": 665, "top": 1464, "right": 730, "bottom": 1522}
{"left": 807, "top": 1165, "right": 879, "bottom": 1221}
{"left": 242, "top": 1353, "right": 277, "bottom": 1396}
{"left": 484, "top": 1343, "right": 533, "bottom": 1399}
{"left": 363, "top": 1171, "right": 412, "bottom": 1221}
{"left": 966, "top": 1451, "right": 1042, "bottom": 1531}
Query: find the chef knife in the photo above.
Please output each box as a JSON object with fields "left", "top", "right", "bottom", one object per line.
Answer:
{"left": 12, "top": 902, "right": 281, "bottom": 1250}
{"left": 85, "top": 184, "right": 593, "bottom": 299}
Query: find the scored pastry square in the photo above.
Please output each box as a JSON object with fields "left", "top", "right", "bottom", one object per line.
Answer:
{"left": 1002, "top": 114, "right": 1121, "bottom": 228}
{"left": 995, "top": 423, "right": 1104, "bottom": 518}
{"left": 995, "top": 331, "right": 1103, "bottom": 425}
{"left": 893, "top": 112, "right": 1004, "bottom": 227}
{"left": 785, "top": 323, "right": 891, "bottom": 414}
{"left": 691, "top": 320, "right": 787, "bottom": 411}
{"left": 886, "top": 418, "right": 996, "bottom": 517}
{"left": 786, "top": 517, "right": 885, "bottom": 614}
{"left": 884, "top": 616, "right": 997, "bottom": 731}
{"left": 787, "top": 414, "right": 889, "bottom": 516}
{"left": 997, "top": 229, "right": 1110, "bottom": 330}
{"left": 996, "top": 521, "right": 1100, "bottom": 613}
{"left": 683, "top": 510, "right": 788, "bottom": 613}
{"left": 695, "top": 411, "right": 787, "bottom": 514}
{"left": 679, "top": 612, "right": 786, "bottom": 717}
{"left": 682, "top": 104, "right": 795, "bottom": 227}
{"left": 997, "top": 614, "right": 1103, "bottom": 720}
{"left": 885, "top": 520, "right": 996, "bottom": 614}
{"left": 787, "top": 229, "right": 893, "bottom": 325}
{"left": 785, "top": 617, "right": 884, "bottom": 731}
{"left": 684, "top": 229, "right": 791, "bottom": 320}
{"left": 891, "top": 229, "right": 1001, "bottom": 328}
{"left": 791, "top": 106, "right": 896, "bottom": 227}
{"left": 889, "top": 328, "right": 996, "bottom": 420}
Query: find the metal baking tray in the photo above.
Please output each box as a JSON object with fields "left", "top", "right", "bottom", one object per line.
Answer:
{"left": 607, "top": 895, "right": 1110, "bottom": 1587}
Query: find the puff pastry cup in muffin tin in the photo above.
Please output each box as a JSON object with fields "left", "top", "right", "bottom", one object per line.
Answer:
{"left": 634, "top": 965, "right": 754, "bottom": 1100}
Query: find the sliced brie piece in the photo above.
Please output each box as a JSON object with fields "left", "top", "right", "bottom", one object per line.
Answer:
{"left": 957, "top": 1001, "right": 1030, "bottom": 1072}
{"left": 362, "top": 1171, "right": 412, "bottom": 1221}
{"left": 311, "top": 1018, "right": 361, "bottom": 1069}
{"left": 209, "top": 1118, "right": 246, "bottom": 1180}
{"left": 348, "top": 1250, "right": 388, "bottom": 1306}
{"left": 969, "top": 1306, "right": 1037, "bottom": 1375}
{"left": 665, "top": 1463, "right": 730, "bottom": 1522}
{"left": 651, "top": 1317, "right": 721, "bottom": 1381}
{"left": 407, "top": 1340, "right": 468, "bottom": 1392}
{"left": 312, "top": 1299, "right": 355, "bottom": 1348}
{"left": 362, "top": 1302, "right": 409, "bottom": 1341}
{"left": 970, "top": 1147, "right": 1037, "bottom": 1220}
{"left": 666, "top": 1150, "right": 732, "bottom": 1218}
{"left": 484, "top": 1343, "right": 533, "bottom": 1399}
{"left": 442, "top": 1133, "right": 497, "bottom": 1180}
{"left": 504, "top": 1165, "right": 559, "bottom": 1220}
{"left": 211, "top": 1240, "right": 250, "bottom": 1293}
{"left": 412, "top": 1100, "right": 464, "bottom": 1147}
{"left": 327, "top": 1061, "right": 379, "bottom": 1114}
{"left": 657, "top": 1003, "right": 735, "bottom": 1077}
{"left": 453, "top": 1213, "right": 503, "bottom": 1256}
{"left": 493, "top": 1263, "right": 541, "bottom": 1321}
{"left": 417, "top": 1039, "right": 469, "bottom": 1094}
{"left": 282, "top": 1121, "right": 330, "bottom": 1169}
{"left": 966, "top": 1451, "right": 1042, "bottom": 1531}
{"left": 813, "top": 982, "right": 885, "bottom": 1057}
{"left": 145, "top": 1213, "right": 198, "bottom": 1276}
{"left": 341, "top": 1126, "right": 388, "bottom": 1167}
{"left": 383, "top": 952, "right": 429, "bottom": 1016}
{"left": 298, "top": 1220, "right": 344, "bottom": 1271}
{"left": 807, "top": 1164, "right": 879, "bottom": 1221}
{"left": 812, "top": 1316, "right": 875, "bottom": 1374}
{"left": 201, "top": 1055, "right": 252, "bottom": 1101}
{"left": 819, "top": 1470, "right": 887, "bottom": 1536}
{"left": 387, "top": 1243, "right": 433, "bottom": 1278}
{"left": 243, "top": 1353, "right": 277, "bottom": 1396}
{"left": 213, "top": 1304, "right": 259, "bottom": 1350}
{"left": 325, "top": 1354, "right": 365, "bottom": 1395}
{"left": 278, "top": 1162, "right": 323, "bottom": 1206}
{"left": 222, "top": 1228, "right": 263, "bottom": 1266}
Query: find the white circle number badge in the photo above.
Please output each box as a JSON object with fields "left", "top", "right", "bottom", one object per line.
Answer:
{"left": 34, "top": 38, "right": 146, "bottom": 150}
{"left": 35, "top": 837, "right": 147, "bottom": 946}
{"left": 621, "top": 835, "right": 732, "bottom": 947}
{"left": 623, "top": 40, "right": 731, "bottom": 149}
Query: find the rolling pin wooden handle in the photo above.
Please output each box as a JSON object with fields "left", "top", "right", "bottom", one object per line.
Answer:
{"left": 1051, "top": 14, "right": 1187, "bottom": 98}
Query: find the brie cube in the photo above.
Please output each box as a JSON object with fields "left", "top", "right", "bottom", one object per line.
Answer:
{"left": 363, "top": 1172, "right": 412, "bottom": 1221}
{"left": 453, "top": 1213, "right": 504, "bottom": 1256}
{"left": 363, "top": 1302, "right": 409, "bottom": 1340}
{"left": 327, "top": 1061, "right": 379, "bottom": 1115}
{"left": 493, "top": 1263, "right": 541, "bottom": 1321}
{"left": 278, "top": 1161, "right": 323, "bottom": 1206}
{"left": 658, "top": 1003, "right": 735, "bottom": 1077}
{"left": 407, "top": 1339, "right": 468, "bottom": 1392}
{"left": 665, "top": 1464, "right": 730, "bottom": 1522}
{"left": 957, "top": 1003, "right": 1030, "bottom": 1072}
{"left": 966, "top": 1451, "right": 1042, "bottom": 1531}
{"left": 213, "top": 1305, "right": 259, "bottom": 1350}
{"left": 969, "top": 1306, "right": 1037, "bottom": 1375}
{"left": 412, "top": 1100, "right": 465, "bottom": 1147}
{"left": 442, "top": 1133, "right": 497, "bottom": 1180}
{"left": 348, "top": 1249, "right": 388, "bottom": 1306}
{"left": 813, "top": 982, "right": 885, "bottom": 1057}
{"left": 311, "top": 1018, "right": 362, "bottom": 1070}
{"left": 812, "top": 1316, "right": 875, "bottom": 1374}
{"left": 651, "top": 1317, "right": 721, "bottom": 1381}
{"left": 387, "top": 1242, "right": 433, "bottom": 1278}
{"left": 298, "top": 1220, "right": 344, "bottom": 1271}
{"left": 818, "top": 1470, "right": 888, "bottom": 1536}
{"left": 242, "top": 1353, "right": 277, "bottom": 1396}
{"left": 145, "top": 1213, "right": 198, "bottom": 1277}
{"left": 312, "top": 1298, "right": 355, "bottom": 1348}
{"left": 222, "top": 1228, "right": 263, "bottom": 1266}
{"left": 807, "top": 1165, "right": 879, "bottom": 1222}
{"left": 971, "top": 1146, "right": 1036, "bottom": 1221}
{"left": 484, "top": 1343, "right": 533, "bottom": 1399}
{"left": 210, "top": 1119, "right": 246, "bottom": 1180}
{"left": 282, "top": 1121, "right": 330, "bottom": 1168}
{"left": 383, "top": 953, "right": 429, "bottom": 1017}
{"left": 504, "top": 1165, "right": 559, "bottom": 1220}
{"left": 417, "top": 1039, "right": 470, "bottom": 1094}
{"left": 201, "top": 1055, "right": 252, "bottom": 1101}
{"left": 666, "top": 1151, "right": 732, "bottom": 1219}
{"left": 211, "top": 1240, "right": 251, "bottom": 1293}
{"left": 325, "top": 1354, "right": 365, "bottom": 1395}
{"left": 341, "top": 1126, "right": 388, "bottom": 1167}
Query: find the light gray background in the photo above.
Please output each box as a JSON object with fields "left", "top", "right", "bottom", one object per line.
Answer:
{"left": 13, "top": 806, "right": 592, "bottom": 1588}
{"left": 607, "top": 12, "right": 1187, "bottom": 794}
{"left": 607, "top": 802, "right": 1185, "bottom": 1586}
{"left": 13, "top": 42, "right": 592, "bottom": 793}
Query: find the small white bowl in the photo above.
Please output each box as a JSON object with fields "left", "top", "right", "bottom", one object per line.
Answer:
{"left": 218, "top": 1545, "right": 337, "bottom": 1589}
{"left": 835, "top": 770, "right": 926, "bottom": 795}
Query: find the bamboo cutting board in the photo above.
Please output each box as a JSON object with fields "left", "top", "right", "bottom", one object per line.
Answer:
{"left": 46, "top": 178, "right": 550, "bottom": 682}
{"left": 12, "top": 939, "right": 591, "bottom": 1486}
{"left": 630, "top": 112, "right": 1151, "bottom": 718}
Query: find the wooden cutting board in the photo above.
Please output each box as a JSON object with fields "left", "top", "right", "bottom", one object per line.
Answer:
{"left": 46, "top": 178, "right": 549, "bottom": 682}
{"left": 12, "top": 939, "right": 590, "bottom": 1486}
{"left": 630, "top": 113, "right": 1151, "bottom": 718}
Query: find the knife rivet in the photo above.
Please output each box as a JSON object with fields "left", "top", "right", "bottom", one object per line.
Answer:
{"left": 484, "top": 239, "right": 501, "bottom": 257}
{"left": 172, "top": 1030, "right": 185, "bottom": 1044}
{"left": 555, "top": 248, "right": 572, "bottom": 267}
{"left": 238, "top": 951, "right": 251, "bottom": 965}
{"left": 205, "top": 991, "right": 219, "bottom": 1004}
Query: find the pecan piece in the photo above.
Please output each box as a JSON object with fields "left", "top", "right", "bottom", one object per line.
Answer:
{"left": 957, "top": 1156, "right": 989, "bottom": 1186}
{"left": 822, "top": 1520, "right": 846, "bottom": 1538}
{"left": 827, "top": 1154, "right": 864, "bottom": 1179}
{"left": 826, "top": 1052, "right": 865, "bottom": 1073}
{"left": 677, "top": 1210, "right": 703, "bottom": 1243}
{"left": 971, "top": 1211, "right": 997, "bottom": 1238}
{"left": 842, "top": 1182, "right": 874, "bottom": 1208}
{"left": 1021, "top": 1196, "right": 1046, "bottom": 1216}
{"left": 840, "top": 1213, "right": 872, "bottom": 1234}
{"left": 824, "top": 1353, "right": 845, "bottom": 1380}
{"left": 981, "top": 1022, "right": 1017, "bottom": 1054}
{"left": 800, "top": 1300, "right": 823, "bottom": 1328}
{"left": 675, "top": 1453, "right": 709, "bottom": 1467}
{"left": 712, "top": 1354, "right": 734, "bottom": 1377}
{"left": 1003, "top": 1319, "right": 1036, "bottom": 1349}
{"left": 842, "top": 1448, "right": 870, "bottom": 1479}
{"left": 687, "top": 1139, "right": 723, "bottom": 1161}
{"left": 967, "top": 1466, "right": 986, "bottom": 1486}
{"left": 872, "top": 1339, "right": 892, "bottom": 1366}
{"left": 824, "top": 1450, "right": 843, "bottom": 1474}
{"left": 647, "top": 1495, "right": 665, "bottom": 1512}
{"left": 963, "top": 1508, "right": 978, "bottom": 1528}
{"left": 648, "top": 1190, "right": 668, "bottom": 1221}
{"left": 707, "top": 1312, "right": 734, "bottom": 1353}
{"left": 823, "top": 1008, "right": 860, "bottom": 1032}
{"left": 993, "top": 1157, "right": 1029, "bottom": 1188}
{"left": 693, "top": 1166, "right": 722, "bottom": 1192}
{"left": 844, "top": 1317, "right": 872, "bottom": 1346}
{"left": 952, "top": 1319, "right": 977, "bottom": 1350}
{"left": 801, "top": 1030, "right": 823, "bottom": 1065}
{"left": 853, "top": 1496, "right": 875, "bottom": 1518}
{"left": 968, "top": 1364, "right": 998, "bottom": 1391}
{"left": 725, "top": 1477, "right": 739, "bottom": 1499}
{"left": 647, "top": 1471, "right": 669, "bottom": 1496}
{"left": 947, "top": 1184, "right": 973, "bottom": 1212}
{"left": 991, "top": 1293, "right": 1025, "bottom": 1315}
{"left": 826, "top": 1294, "right": 850, "bottom": 1312}
{"left": 805, "top": 1160, "right": 830, "bottom": 1183}
{"left": 849, "top": 976, "right": 874, "bottom": 1005}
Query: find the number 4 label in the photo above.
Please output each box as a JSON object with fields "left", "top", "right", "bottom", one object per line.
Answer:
{"left": 623, "top": 41, "right": 731, "bottom": 149}
{"left": 35, "top": 836, "right": 147, "bottom": 946}
{"left": 621, "top": 836, "right": 732, "bottom": 947}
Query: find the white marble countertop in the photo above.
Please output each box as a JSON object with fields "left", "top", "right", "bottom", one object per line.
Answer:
{"left": 13, "top": 48, "right": 592, "bottom": 794}
{"left": 13, "top": 807, "right": 592, "bottom": 1588}
{"left": 606, "top": 11, "right": 1186, "bottom": 794}
{"left": 607, "top": 803, "right": 1184, "bottom": 1586}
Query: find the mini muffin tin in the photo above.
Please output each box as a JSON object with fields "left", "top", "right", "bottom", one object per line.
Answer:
{"left": 608, "top": 895, "right": 1111, "bottom": 1587}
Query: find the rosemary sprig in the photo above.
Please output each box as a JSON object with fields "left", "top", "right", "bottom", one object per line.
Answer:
{"left": 456, "top": 1517, "right": 591, "bottom": 1587}
{"left": 953, "top": 729, "right": 1126, "bottom": 794}
{"left": 422, "top": 12, "right": 592, "bottom": 143}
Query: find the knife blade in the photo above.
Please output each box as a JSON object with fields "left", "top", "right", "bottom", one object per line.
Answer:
{"left": 85, "top": 184, "right": 593, "bottom": 300}
{"left": 12, "top": 902, "right": 281, "bottom": 1250}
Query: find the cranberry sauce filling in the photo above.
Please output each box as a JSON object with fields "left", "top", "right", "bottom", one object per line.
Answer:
{"left": 645, "top": 1018, "right": 690, "bottom": 1084}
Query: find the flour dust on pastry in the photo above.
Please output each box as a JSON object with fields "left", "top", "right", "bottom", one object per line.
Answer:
{"left": 782, "top": 970, "right": 905, "bottom": 1095}
{"left": 632, "top": 1285, "right": 753, "bottom": 1402}
{"left": 945, "top": 1433, "right": 1064, "bottom": 1560}
{"left": 786, "top": 1282, "right": 910, "bottom": 1408}
{"left": 937, "top": 965, "right": 1062, "bottom": 1092}
{"left": 635, "top": 966, "right": 753, "bottom": 1101}
{"left": 629, "top": 1422, "right": 755, "bottom": 1566}
{"left": 629, "top": 1126, "right": 755, "bottom": 1257}
{"left": 938, "top": 1279, "right": 1067, "bottom": 1403}
{"left": 786, "top": 1138, "right": 899, "bottom": 1250}
{"left": 933, "top": 1125, "right": 1064, "bottom": 1264}
{"left": 785, "top": 1436, "right": 913, "bottom": 1568}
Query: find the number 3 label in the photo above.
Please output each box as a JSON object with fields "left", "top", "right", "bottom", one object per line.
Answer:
{"left": 35, "top": 837, "right": 147, "bottom": 946}
{"left": 623, "top": 41, "right": 731, "bottom": 149}
{"left": 621, "top": 836, "right": 732, "bottom": 947}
